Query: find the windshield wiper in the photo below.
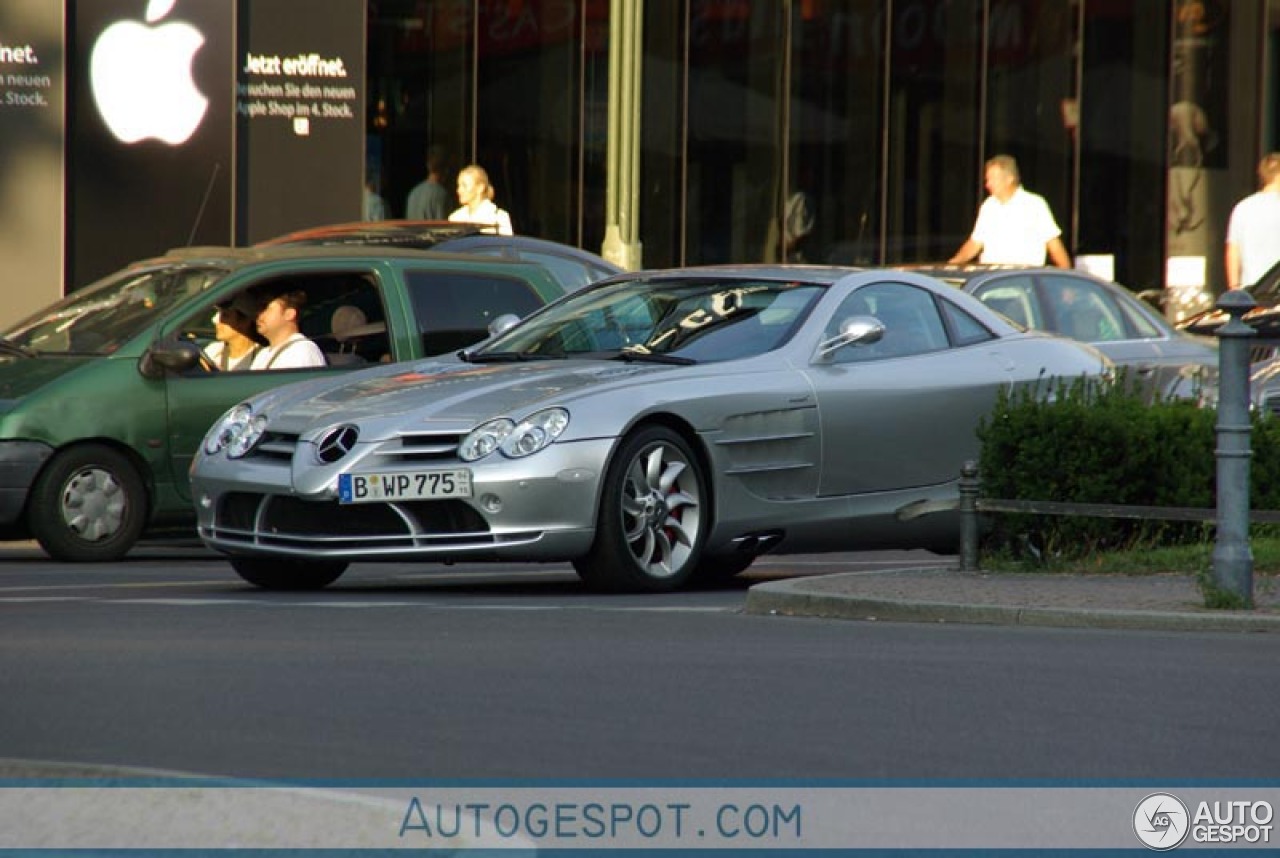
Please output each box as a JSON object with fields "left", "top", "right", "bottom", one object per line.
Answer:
{"left": 457, "top": 349, "right": 566, "bottom": 363}
{"left": 609, "top": 349, "right": 697, "bottom": 366}
{"left": 0, "top": 338, "right": 36, "bottom": 358}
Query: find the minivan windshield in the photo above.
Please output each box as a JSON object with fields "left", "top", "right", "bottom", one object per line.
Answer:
{"left": 470, "top": 277, "right": 823, "bottom": 363}
{"left": 2, "top": 263, "right": 228, "bottom": 355}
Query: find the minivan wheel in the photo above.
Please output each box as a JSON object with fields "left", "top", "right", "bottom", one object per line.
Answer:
{"left": 230, "top": 557, "right": 348, "bottom": 590}
{"left": 29, "top": 444, "right": 148, "bottom": 562}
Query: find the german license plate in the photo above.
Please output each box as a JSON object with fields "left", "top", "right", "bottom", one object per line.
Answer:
{"left": 338, "top": 470, "right": 472, "bottom": 504}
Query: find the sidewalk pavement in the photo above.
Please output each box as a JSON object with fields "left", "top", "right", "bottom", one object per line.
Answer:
{"left": 744, "top": 566, "right": 1280, "bottom": 633}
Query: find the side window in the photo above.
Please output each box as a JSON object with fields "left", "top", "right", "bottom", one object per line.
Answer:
{"left": 939, "top": 298, "right": 996, "bottom": 346}
{"left": 450, "top": 243, "right": 606, "bottom": 292}
{"left": 298, "top": 272, "right": 390, "bottom": 366}
{"left": 1041, "top": 275, "right": 1126, "bottom": 343}
{"left": 973, "top": 276, "right": 1039, "bottom": 328}
{"left": 518, "top": 251, "right": 598, "bottom": 292}
{"left": 824, "top": 283, "right": 949, "bottom": 363}
{"left": 174, "top": 270, "right": 388, "bottom": 371}
{"left": 406, "top": 270, "right": 546, "bottom": 355}
{"left": 1112, "top": 292, "right": 1163, "bottom": 339}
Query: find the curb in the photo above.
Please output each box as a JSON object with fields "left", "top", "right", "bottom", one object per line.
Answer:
{"left": 744, "top": 576, "right": 1280, "bottom": 633}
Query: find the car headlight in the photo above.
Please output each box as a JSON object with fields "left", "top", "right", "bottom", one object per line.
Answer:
{"left": 458, "top": 408, "right": 569, "bottom": 462}
{"left": 500, "top": 408, "right": 570, "bottom": 458}
{"left": 458, "top": 417, "right": 516, "bottom": 462}
{"left": 202, "top": 404, "right": 267, "bottom": 458}
{"left": 227, "top": 413, "right": 267, "bottom": 458}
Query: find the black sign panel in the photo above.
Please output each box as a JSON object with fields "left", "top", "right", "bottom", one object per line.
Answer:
{"left": 0, "top": 1, "right": 65, "bottom": 323}
{"left": 67, "top": 0, "right": 234, "bottom": 289}
{"left": 235, "top": 0, "right": 365, "bottom": 244}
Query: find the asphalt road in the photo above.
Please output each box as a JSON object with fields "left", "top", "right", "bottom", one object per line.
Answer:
{"left": 3, "top": 543, "right": 1279, "bottom": 781}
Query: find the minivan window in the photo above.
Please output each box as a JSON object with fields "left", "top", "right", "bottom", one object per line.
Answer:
{"left": 3, "top": 264, "right": 227, "bottom": 355}
{"left": 406, "top": 271, "right": 545, "bottom": 355}
{"left": 173, "top": 270, "right": 391, "bottom": 370}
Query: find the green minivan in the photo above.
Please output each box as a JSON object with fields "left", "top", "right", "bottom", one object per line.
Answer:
{"left": 0, "top": 244, "right": 568, "bottom": 561}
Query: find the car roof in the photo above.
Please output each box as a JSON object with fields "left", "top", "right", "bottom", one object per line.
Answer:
{"left": 155, "top": 242, "right": 554, "bottom": 271}
{"left": 622, "top": 263, "right": 868, "bottom": 285}
{"left": 255, "top": 220, "right": 485, "bottom": 248}
{"left": 892, "top": 263, "right": 1063, "bottom": 285}
{"left": 435, "top": 233, "right": 621, "bottom": 270}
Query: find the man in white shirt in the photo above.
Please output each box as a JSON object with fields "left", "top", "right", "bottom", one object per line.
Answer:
{"left": 949, "top": 155, "right": 1071, "bottom": 268}
{"left": 1225, "top": 153, "right": 1280, "bottom": 290}
{"left": 250, "top": 289, "right": 327, "bottom": 370}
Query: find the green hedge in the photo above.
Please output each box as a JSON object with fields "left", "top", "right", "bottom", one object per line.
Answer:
{"left": 976, "top": 376, "right": 1280, "bottom": 560}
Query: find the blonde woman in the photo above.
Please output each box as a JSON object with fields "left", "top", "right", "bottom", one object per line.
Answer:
{"left": 448, "top": 164, "right": 514, "bottom": 235}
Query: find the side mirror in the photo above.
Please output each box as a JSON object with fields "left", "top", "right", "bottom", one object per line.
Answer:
{"left": 818, "top": 315, "right": 884, "bottom": 360}
{"left": 487, "top": 313, "right": 522, "bottom": 337}
{"left": 140, "top": 339, "right": 203, "bottom": 379}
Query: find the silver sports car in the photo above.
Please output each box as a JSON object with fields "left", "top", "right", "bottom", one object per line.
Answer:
{"left": 190, "top": 266, "right": 1110, "bottom": 592}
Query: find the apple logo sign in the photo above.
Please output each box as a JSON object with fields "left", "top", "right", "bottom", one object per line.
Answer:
{"left": 90, "top": 0, "right": 208, "bottom": 145}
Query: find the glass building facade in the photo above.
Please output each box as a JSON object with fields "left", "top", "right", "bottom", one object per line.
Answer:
{"left": 366, "top": 0, "right": 1280, "bottom": 294}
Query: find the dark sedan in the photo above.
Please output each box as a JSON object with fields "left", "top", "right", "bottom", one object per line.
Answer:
{"left": 904, "top": 264, "right": 1219, "bottom": 402}
{"left": 1179, "top": 258, "right": 1280, "bottom": 363}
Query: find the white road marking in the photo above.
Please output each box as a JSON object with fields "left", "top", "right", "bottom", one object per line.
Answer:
{"left": 1, "top": 595, "right": 733, "bottom": 612}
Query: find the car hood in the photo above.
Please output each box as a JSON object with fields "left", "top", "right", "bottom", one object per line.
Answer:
{"left": 0, "top": 354, "right": 99, "bottom": 407}
{"left": 259, "top": 357, "right": 674, "bottom": 434}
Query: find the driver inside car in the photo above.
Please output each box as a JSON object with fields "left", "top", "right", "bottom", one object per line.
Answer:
{"left": 201, "top": 293, "right": 264, "bottom": 372}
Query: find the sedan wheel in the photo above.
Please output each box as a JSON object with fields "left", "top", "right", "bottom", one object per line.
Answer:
{"left": 230, "top": 557, "right": 349, "bottom": 590}
{"left": 29, "top": 444, "right": 147, "bottom": 562}
{"left": 574, "top": 426, "right": 706, "bottom": 592}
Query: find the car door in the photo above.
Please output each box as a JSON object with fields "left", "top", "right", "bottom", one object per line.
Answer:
{"left": 804, "top": 281, "right": 1012, "bottom": 497}
{"left": 159, "top": 263, "right": 395, "bottom": 500}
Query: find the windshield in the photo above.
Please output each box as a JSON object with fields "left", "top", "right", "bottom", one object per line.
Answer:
{"left": 473, "top": 277, "right": 823, "bottom": 363}
{"left": 1, "top": 263, "right": 228, "bottom": 355}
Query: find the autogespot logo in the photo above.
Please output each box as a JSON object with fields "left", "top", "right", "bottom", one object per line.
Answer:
{"left": 1134, "top": 793, "right": 1190, "bottom": 850}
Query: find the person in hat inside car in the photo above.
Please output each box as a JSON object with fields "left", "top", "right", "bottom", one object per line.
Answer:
{"left": 201, "top": 292, "right": 264, "bottom": 372}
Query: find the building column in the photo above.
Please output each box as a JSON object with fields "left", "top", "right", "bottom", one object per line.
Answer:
{"left": 601, "top": 0, "right": 643, "bottom": 270}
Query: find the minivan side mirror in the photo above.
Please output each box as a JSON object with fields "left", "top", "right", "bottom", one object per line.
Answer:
{"left": 139, "top": 340, "right": 203, "bottom": 379}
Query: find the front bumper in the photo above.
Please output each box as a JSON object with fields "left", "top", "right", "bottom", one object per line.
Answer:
{"left": 0, "top": 440, "right": 54, "bottom": 527}
{"left": 191, "top": 438, "right": 612, "bottom": 562}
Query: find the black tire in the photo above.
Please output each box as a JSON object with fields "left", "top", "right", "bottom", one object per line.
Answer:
{"left": 573, "top": 426, "right": 707, "bottom": 592}
{"left": 28, "top": 444, "right": 148, "bottom": 562}
{"left": 230, "top": 557, "right": 348, "bottom": 590}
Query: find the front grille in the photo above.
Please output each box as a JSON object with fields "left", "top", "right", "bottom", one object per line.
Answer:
{"left": 1251, "top": 345, "right": 1278, "bottom": 364}
{"left": 248, "top": 432, "right": 299, "bottom": 461}
{"left": 264, "top": 496, "right": 409, "bottom": 536}
{"left": 213, "top": 493, "right": 498, "bottom": 551}
{"left": 384, "top": 432, "right": 466, "bottom": 462}
{"left": 221, "top": 492, "right": 264, "bottom": 530}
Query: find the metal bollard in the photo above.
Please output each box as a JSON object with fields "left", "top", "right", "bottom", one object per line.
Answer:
{"left": 958, "top": 460, "right": 980, "bottom": 572}
{"left": 1212, "top": 289, "right": 1257, "bottom": 607}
